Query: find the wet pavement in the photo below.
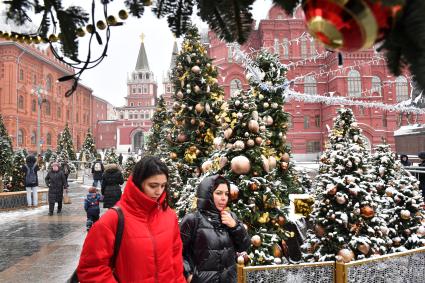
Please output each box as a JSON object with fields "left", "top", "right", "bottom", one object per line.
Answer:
{"left": 0, "top": 175, "right": 107, "bottom": 282}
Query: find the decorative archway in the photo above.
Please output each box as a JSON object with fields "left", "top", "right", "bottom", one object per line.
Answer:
{"left": 131, "top": 130, "right": 144, "bottom": 153}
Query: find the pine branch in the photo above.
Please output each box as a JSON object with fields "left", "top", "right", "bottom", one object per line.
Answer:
{"left": 272, "top": 0, "right": 301, "bottom": 14}
{"left": 124, "top": 0, "right": 146, "bottom": 18}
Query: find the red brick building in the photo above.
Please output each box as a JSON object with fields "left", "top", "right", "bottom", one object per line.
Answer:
{"left": 0, "top": 40, "right": 95, "bottom": 153}
{"left": 206, "top": 6, "right": 422, "bottom": 160}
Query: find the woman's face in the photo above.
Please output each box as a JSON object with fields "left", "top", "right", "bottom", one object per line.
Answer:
{"left": 140, "top": 174, "right": 168, "bottom": 201}
{"left": 213, "top": 183, "right": 229, "bottom": 212}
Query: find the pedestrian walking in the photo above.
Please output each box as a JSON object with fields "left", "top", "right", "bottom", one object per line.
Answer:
{"left": 22, "top": 155, "right": 39, "bottom": 207}
{"left": 400, "top": 154, "right": 412, "bottom": 166}
{"left": 77, "top": 156, "right": 185, "bottom": 282}
{"left": 84, "top": 187, "right": 102, "bottom": 231}
{"left": 118, "top": 153, "right": 123, "bottom": 166}
{"left": 45, "top": 162, "right": 68, "bottom": 215}
{"left": 180, "top": 175, "right": 250, "bottom": 283}
{"left": 101, "top": 164, "right": 124, "bottom": 208}
{"left": 91, "top": 156, "right": 104, "bottom": 188}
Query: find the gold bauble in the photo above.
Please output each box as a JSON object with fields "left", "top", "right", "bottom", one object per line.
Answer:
{"left": 273, "top": 244, "right": 282, "bottom": 258}
{"left": 360, "top": 206, "right": 374, "bottom": 218}
{"left": 250, "top": 182, "right": 258, "bottom": 191}
{"left": 358, "top": 243, "right": 370, "bottom": 255}
{"left": 96, "top": 20, "right": 106, "bottom": 30}
{"left": 191, "top": 65, "right": 201, "bottom": 73}
{"left": 118, "top": 9, "right": 128, "bottom": 20}
{"left": 255, "top": 136, "right": 263, "bottom": 145}
{"left": 195, "top": 103, "right": 204, "bottom": 113}
{"left": 400, "top": 210, "right": 411, "bottom": 220}
{"left": 170, "top": 152, "right": 177, "bottom": 159}
{"left": 251, "top": 235, "right": 262, "bottom": 247}
{"left": 248, "top": 120, "right": 260, "bottom": 133}
{"left": 230, "top": 156, "right": 251, "bottom": 175}
{"left": 230, "top": 185, "right": 239, "bottom": 200}
{"left": 282, "top": 152, "right": 290, "bottom": 162}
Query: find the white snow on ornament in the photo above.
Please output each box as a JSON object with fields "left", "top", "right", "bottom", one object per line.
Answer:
{"left": 336, "top": 165, "right": 345, "bottom": 171}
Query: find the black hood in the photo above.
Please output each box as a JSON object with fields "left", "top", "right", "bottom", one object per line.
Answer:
{"left": 26, "top": 155, "right": 36, "bottom": 165}
{"left": 197, "top": 175, "right": 229, "bottom": 214}
{"left": 400, "top": 154, "right": 409, "bottom": 160}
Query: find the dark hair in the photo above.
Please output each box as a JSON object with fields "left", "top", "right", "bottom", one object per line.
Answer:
{"left": 26, "top": 155, "right": 36, "bottom": 164}
{"left": 132, "top": 156, "right": 170, "bottom": 210}
{"left": 213, "top": 175, "right": 230, "bottom": 192}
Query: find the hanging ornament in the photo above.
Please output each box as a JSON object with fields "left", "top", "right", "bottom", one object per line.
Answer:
{"left": 336, "top": 195, "right": 347, "bottom": 205}
{"left": 251, "top": 235, "right": 262, "bottom": 247}
{"left": 416, "top": 226, "right": 425, "bottom": 237}
{"left": 336, "top": 249, "right": 355, "bottom": 263}
{"left": 170, "top": 152, "right": 177, "bottom": 160}
{"left": 230, "top": 184, "right": 239, "bottom": 200}
{"left": 242, "top": 103, "right": 249, "bottom": 110}
{"left": 233, "top": 140, "right": 245, "bottom": 150}
{"left": 176, "top": 91, "right": 184, "bottom": 99}
{"left": 235, "top": 100, "right": 241, "bottom": 106}
{"left": 224, "top": 128, "right": 233, "bottom": 139}
{"left": 191, "top": 65, "right": 201, "bottom": 73}
{"left": 219, "top": 156, "right": 228, "bottom": 169}
{"left": 194, "top": 85, "right": 201, "bottom": 93}
{"left": 303, "top": 0, "right": 403, "bottom": 51}
{"left": 231, "top": 156, "right": 251, "bottom": 175}
{"left": 360, "top": 206, "right": 374, "bottom": 218}
{"left": 246, "top": 139, "right": 255, "bottom": 147}
{"left": 195, "top": 103, "right": 204, "bottom": 113}
{"left": 262, "top": 155, "right": 270, "bottom": 173}
{"left": 315, "top": 224, "right": 325, "bottom": 237}
{"left": 263, "top": 115, "right": 274, "bottom": 126}
{"left": 273, "top": 244, "right": 282, "bottom": 258}
{"left": 282, "top": 153, "right": 290, "bottom": 162}
{"left": 400, "top": 210, "right": 411, "bottom": 220}
{"left": 358, "top": 243, "right": 370, "bottom": 255}
{"left": 201, "top": 160, "right": 213, "bottom": 173}
{"left": 177, "top": 133, "right": 188, "bottom": 143}
{"left": 250, "top": 182, "right": 258, "bottom": 191}
{"left": 255, "top": 137, "right": 263, "bottom": 145}
{"left": 248, "top": 120, "right": 260, "bottom": 133}
{"left": 378, "top": 166, "right": 385, "bottom": 176}
{"left": 251, "top": 111, "right": 259, "bottom": 120}
{"left": 268, "top": 156, "right": 277, "bottom": 171}
{"left": 281, "top": 162, "right": 289, "bottom": 170}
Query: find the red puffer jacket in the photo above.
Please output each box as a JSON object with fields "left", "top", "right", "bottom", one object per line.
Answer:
{"left": 77, "top": 176, "right": 185, "bottom": 283}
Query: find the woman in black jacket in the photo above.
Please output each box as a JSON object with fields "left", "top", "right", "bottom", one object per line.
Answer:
{"left": 101, "top": 163, "right": 124, "bottom": 208}
{"left": 180, "top": 175, "right": 250, "bottom": 283}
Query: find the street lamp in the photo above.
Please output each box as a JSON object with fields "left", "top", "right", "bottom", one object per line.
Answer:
{"left": 31, "top": 85, "right": 47, "bottom": 154}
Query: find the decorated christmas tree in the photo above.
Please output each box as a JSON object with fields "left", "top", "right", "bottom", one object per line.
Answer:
{"left": 123, "top": 154, "right": 136, "bottom": 180}
{"left": 370, "top": 144, "right": 425, "bottom": 252}
{"left": 79, "top": 129, "right": 97, "bottom": 164}
{"left": 44, "top": 148, "right": 53, "bottom": 163}
{"left": 104, "top": 148, "right": 118, "bottom": 164}
{"left": 146, "top": 96, "right": 168, "bottom": 155}
{"left": 166, "top": 25, "right": 225, "bottom": 182}
{"left": 303, "top": 108, "right": 390, "bottom": 263}
{"left": 162, "top": 157, "right": 185, "bottom": 209}
{"left": 0, "top": 114, "right": 13, "bottom": 192}
{"left": 3, "top": 149, "right": 26, "bottom": 192}
{"left": 57, "top": 123, "right": 77, "bottom": 161}
{"left": 203, "top": 89, "right": 295, "bottom": 265}
{"left": 175, "top": 177, "right": 200, "bottom": 219}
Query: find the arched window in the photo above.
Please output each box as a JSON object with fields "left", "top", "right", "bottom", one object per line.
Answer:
{"left": 304, "top": 76, "right": 317, "bottom": 95}
{"left": 348, "top": 70, "right": 362, "bottom": 97}
{"left": 18, "top": 129, "right": 24, "bottom": 146}
{"left": 396, "top": 75, "right": 409, "bottom": 102}
{"left": 146, "top": 73, "right": 149, "bottom": 80}
{"left": 32, "top": 99, "right": 37, "bottom": 112}
{"left": 300, "top": 38, "right": 307, "bottom": 58}
{"left": 31, "top": 131, "right": 36, "bottom": 145}
{"left": 282, "top": 38, "right": 289, "bottom": 59}
{"left": 18, "top": 95, "right": 24, "bottom": 109}
{"left": 274, "top": 38, "right": 279, "bottom": 55}
{"left": 46, "top": 133, "right": 52, "bottom": 145}
{"left": 57, "top": 106, "right": 61, "bottom": 118}
{"left": 310, "top": 40, "right": 316, "bottom": 56}
{"left": 44, "top": 100, "right": 51, "bottom": 115}
{"left": 371, "top": 76, "right": 381, "bottom": 96}
{"left": 230, "top": 79, "right": 242, "bottom": 97}
{"left": 46, "top": 75, "right": 52, "bottom": 91}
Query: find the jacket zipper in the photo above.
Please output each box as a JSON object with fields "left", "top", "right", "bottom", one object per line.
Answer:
{"left": 147, "top": 208, "right": 159, "bottom": 283}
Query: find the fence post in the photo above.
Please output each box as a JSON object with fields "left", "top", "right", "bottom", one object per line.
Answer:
{"left": 237, "top": 263, "right": 244, "bottom": 283}
{"left": 335, "top": 261, "right": 346, "bottom": 283}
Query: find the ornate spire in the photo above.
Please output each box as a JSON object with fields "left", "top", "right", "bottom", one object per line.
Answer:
{"left": 169, "top": 40, "right": 179, "bottom": 69}
{"left": 135, "top": 33, "right": 149, "bottom": 71}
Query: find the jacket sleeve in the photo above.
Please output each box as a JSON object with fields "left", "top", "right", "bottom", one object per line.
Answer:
{"left": 84, "top": 198, "right": 89, "bottom": 211}
{"left": 172, "top": 214, "right": 186, "bottom": 282}
{"left": 179, "top": 213, "right": 197, "bottom": 278}
{"left": 118, "top": 173, "right": 124, "bottom": 185}
{"left": 61, "top": 172, "right": 68, "bottom": 188}
{"left": 44, "top": 173, "right": 50, "bottom": 187}
{"left": 228, "top": 212, "right": 251, "bottom": 253}
{"left": 77, "top": 212, "right": 118, "bottom": 283}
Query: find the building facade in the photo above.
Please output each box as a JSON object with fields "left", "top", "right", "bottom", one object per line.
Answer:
{"left": 206, "top": 6, "right": 422, "bottom": 160}
{"left": 0, "top": 40, "right": 95, "bottom": 153}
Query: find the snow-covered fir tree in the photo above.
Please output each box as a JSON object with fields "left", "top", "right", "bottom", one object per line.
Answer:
{"left": 57, "top": 124, "right": 77, "bottom": 160}
{"left": 175, "top": 177, "right": 200, "bottom": 219}
{"left": 166, "top": 25, "right": 225, "bottom": 182}
{"left": 0, "top": 114, "right": 13, "bottom": 191}
{"left": 370, "top": 144, "right": 425, "bottom": 252}
{"left": 161, "top": 157, "right": 185, "bottom": 210}
{"left": 79, "top": 129, "right": 97, "bottom": 164}
{"left": 146, "top": 96, "right": 168, "bottom": 155}
{"left": 44, "top": 148, "right": 53, "bottom": 162}
{"left": 204, "top": 89, "right": 297, "bottom": 265}
{"left": 3, "top": 149, "right": 26, "bottom": 192}
{"left": 104, "top": 148, "right": 118, "bottom": 164}
{"left": 303, "top": 108, "right": 390, "bottom": 263}
{"left": 249, "top": 49, "right": 306, "bottom": 194}
{"left": 123, "top": 155, "right": 136, "bottom": 180}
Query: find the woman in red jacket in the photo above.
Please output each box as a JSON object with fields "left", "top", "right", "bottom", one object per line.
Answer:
{"left": 77, "top": 156, "right": 186, "bottom": 283}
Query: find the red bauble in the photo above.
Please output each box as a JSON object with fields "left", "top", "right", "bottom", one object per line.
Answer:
{"left": 303, "top": 0, "right": 403, "bottom": 51}
{"left": 360, "top": 206, "right": 375, "bottom": 218}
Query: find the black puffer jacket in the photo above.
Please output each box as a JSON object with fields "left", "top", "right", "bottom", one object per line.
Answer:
{"left": 101, "top": 165, "right": 124, "bottom": 208}
{"left": 45, "top": 170, "right": 67, "bottom": 202}
{"left": 180, "top": 175, "right": 250, "bottom": 283}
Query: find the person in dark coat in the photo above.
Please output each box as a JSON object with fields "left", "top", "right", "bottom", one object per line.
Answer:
{"left": 84, "top": 186, "right": 102, "bottom": 231}
{"left": 418, "top": 152, "right": 425, "bottom": 199}
{"left": 101, "top": 163, "right": 124, "bottom": 208}
{"left": 22, "top": 155, "right": 40, "bottom": 207}
{"left": 91, "top": 157, "right": 104, "bottom": 188}
{"left": 118, "top": 153, "right": 123, "bottom": 166}
{"left": 400, "top": 154, "right": 412, "bottom": 166}
{"left": 45, "top": 162, "right": 68, "bottom": 215}
{"left": 180, "top": 175, "right": 250, "bottom": 283}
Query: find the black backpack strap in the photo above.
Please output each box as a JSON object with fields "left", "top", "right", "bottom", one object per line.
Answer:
{"left": 110, "top": 206, "right": 125, "bottom": 267}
